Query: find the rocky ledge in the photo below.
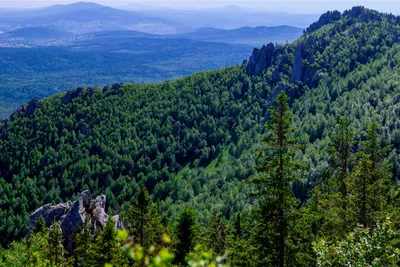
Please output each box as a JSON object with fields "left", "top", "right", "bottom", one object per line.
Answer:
{"left": 28, "top": 190, "right": 124, "bottom": 253}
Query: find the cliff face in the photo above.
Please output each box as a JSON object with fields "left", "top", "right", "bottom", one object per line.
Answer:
{"left": 290, "top": 43, "right": 303, "bottom": 83}
{"left": 29, "top": 191, "right": 124, "bottom": 253}
{"left": 246, "top": 42, "right": 275, "bottom": 76}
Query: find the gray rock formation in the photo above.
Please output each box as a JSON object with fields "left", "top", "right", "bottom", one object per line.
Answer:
{"left": 112, "top": 215, "right": 124, "bottom": 229}
{"left": 29, "top": 202, "right": 71, "bottom": 229}
{"left": 290, "top": 43, "right": 303, "bottom": 83}
{"left": 103, "top": 83, "right": 124, "bottom": 94}
{"left": 11, "top": 97, "right": 43, "bottom": 119}
{"left": 246, "top": 42, "right": 275, "bottom": 76}
{"left": 62, "top": 87, "right": 83, "bottom": 105}
{"left": 29, "top": 191, "right": 123, "bottom": 253}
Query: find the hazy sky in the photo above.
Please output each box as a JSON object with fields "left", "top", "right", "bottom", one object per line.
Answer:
{"left": 1, "top": 1, "right": 400, "bottom": 14}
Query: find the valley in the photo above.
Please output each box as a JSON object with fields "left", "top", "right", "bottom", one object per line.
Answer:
{"left": 1, "top": 3, "right": 400, "bottom": 267}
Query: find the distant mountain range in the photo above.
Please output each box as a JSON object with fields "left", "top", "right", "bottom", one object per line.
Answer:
{"left": 1, "top": 25, "right": 304, "bottom": 48}
{"left": 0, "top": 2, "right": 188, "bottom": 34}
{"left": 0, "top": 1, "right": 309, "bottom": 117}
{"left": 123, "top": 4, "right": 320, "bottom": 29}
{"left": 0, "top": 2, "right": 316, "bottom": 35}
{"left": 174, "top": 26, "right": 304, "bottom": 46}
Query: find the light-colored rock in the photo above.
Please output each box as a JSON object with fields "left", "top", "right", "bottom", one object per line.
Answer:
{"left": 28, "top": 191, "right": 123, "bottom": 254}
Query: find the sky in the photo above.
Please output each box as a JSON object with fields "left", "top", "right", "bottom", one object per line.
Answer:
{"left": 1, "top": 0, "right": 400, "bottom": 14}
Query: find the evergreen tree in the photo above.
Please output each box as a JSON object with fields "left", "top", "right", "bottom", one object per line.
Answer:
{"left": 124, "top": 184, "right": 164, "bottom": 250}
{"left": 33, "top": 216, "right": 47, "bottom": 235}
{"left": 234, "top": 213, "right": 242, "bottom": 239}
{"left": 74, "top": 217, "right": 93, "bottom": 267}
{"left": 348, "top": 122, "right": 391, "bottom": 228}
{"left": 92, "top": 218, "right": 119, "bottom": 267}
{"left": 206, "top": 212, "right": 228, "bottom": 255}
{"left": 250, "top": 91, "right": 300, "bottom": 267}
{"left": 48, "top": 220, "right": 65, "bottom": 267}
{"left": 330, "top": 118, "right": 353, "bottom": 197}
{"left": 174, "top": 208, "right": 198, "bottom": 266}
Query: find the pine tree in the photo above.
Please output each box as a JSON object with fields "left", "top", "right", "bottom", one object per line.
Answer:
{"left": 330, "top": 118, "right": 354, "bottom": 197}
{"left": 234, "top": 213, "right": 242, "bottom": 239}
{"left": 348, "top": 121, "right": 391, "bottom": 229}
{"left": 174, "top": 207, "right": 198, "bottom": 266}
{"left": 74, "top": 217, "right": 93, "bottom": 267}
{"left": 250, "top": 91, "right": 300, "bottom": 267}
{"left": 48, "top": 220, "right": 65, "bottom": 267}
{"left": 33, "top": 216, "right": 47, "bottom": 235}
{"left": 124, "top": 184, "right": 164, "bottom": 250}
{"left": 206, "top": 212, "right": 228, "bottom": 255}
{"left": 92, "top": 217, "right": 119, "bottom": 267}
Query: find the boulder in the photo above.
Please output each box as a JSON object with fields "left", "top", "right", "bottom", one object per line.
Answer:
{"left": 91, "top": 195, "right": 109, "bottom": 231}
{"left": 60, "top": 197, "right": 86, "bottom": 252}
{"left": 29, "top": 202, "right": 71, "bottom": 229}
{"left": 28, "top": 191, "right": 124, "bottom": 254}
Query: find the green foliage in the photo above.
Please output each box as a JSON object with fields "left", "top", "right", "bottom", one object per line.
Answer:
{"left": 123, "top": 184, "right": 165, "bottom": 251}
{"left": 250, "top": 91, "right": 301, "bottom": 266}
{"left": 174, "top": 208, "right": 199, "bottom": 265}
{"left": 74, "top": 217, "right": 93, "bottom": 266}
{"left": 33, "top": 216, "right": 47, "bottom": 235}
{"left": 0, "top": 232, "right": 50, "bottom": 267}
{"left": 205, "top": 213, "right": 228, "bottom": 255}
{"left": 0, "top": 39, "right": 252, "bottom": 118}
{"left": 0, "top": 65, "right": 264, "bottom": 246}
{"left": 314, "top": 220, "right": 400, "bottom": 266}
{"left": 347, "top": 122, "right": 391, "bottom": 229}
{"left": 4, "top": 6, "right": 400, "bottom": 267}
{"left": 48, "top": 220, "right": 65, "bottom": 266}
{"left": 91, "top": 218, "right": 122, "bottom": 267}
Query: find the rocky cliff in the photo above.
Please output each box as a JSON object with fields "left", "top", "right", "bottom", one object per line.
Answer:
{"left": 246, "top": 42, "right": 275, "bottom": 76}
{"left": 28, "top": 190, "right": 124, "bottom": 253}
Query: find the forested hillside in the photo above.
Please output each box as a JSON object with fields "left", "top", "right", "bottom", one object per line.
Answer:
{"left": 3, "top": 6, "right": 400, "bottom": 266}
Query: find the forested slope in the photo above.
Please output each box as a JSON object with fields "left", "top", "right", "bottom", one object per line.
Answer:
{"left": 2, "top": 7, "right": 400, "bottom": 260}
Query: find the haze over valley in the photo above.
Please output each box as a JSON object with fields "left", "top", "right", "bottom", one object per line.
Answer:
{"left": 0, "top": 2, "right": 306, "bottom": 118}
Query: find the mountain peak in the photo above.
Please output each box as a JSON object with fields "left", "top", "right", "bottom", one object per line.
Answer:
{"left": 44, "top": 1, "right": 105, "bottom": 13}
{"left": 65, "top": 2, "right": 103, "bottom": 8}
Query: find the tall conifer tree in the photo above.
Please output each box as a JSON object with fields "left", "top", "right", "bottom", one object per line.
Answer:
{"left": 251, "top": 91, "right": 299, "bottom": 267}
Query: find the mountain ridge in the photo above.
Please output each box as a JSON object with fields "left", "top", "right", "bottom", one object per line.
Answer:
{"left": 2, "top": 6, "right": 400, "bottom": 254}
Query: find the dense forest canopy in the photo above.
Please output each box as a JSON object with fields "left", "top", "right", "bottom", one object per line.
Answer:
{"left": 3, "top": 5, "right": 400, "bottom": 266}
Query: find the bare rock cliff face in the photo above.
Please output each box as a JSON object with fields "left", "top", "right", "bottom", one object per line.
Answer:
{"left": 246, "top": 42, "right": 275, "bottom": 76}
{"left": 28, "top": 190, "right": 124, "bottom": 253}
{"left": 290, "top": 43, "right": 304, "bottom": 83}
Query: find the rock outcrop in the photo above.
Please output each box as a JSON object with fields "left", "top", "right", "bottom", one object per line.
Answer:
{"left": 102, "top": 83, "right": 124, "bottom": 94}
{"left": 246, "top": 42, "right": 275, "bottom": 76}
{"left": 290, "top": 43, "right": 304, "bottom": 83}
{"left": 29, "top": 191, "right": 124, "bottom": 253}
{"left": 11, "top": 97, "right": 43, "bottom": 119}
{"left": 62, "top": 87, "right": 83, "bottom": 104}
